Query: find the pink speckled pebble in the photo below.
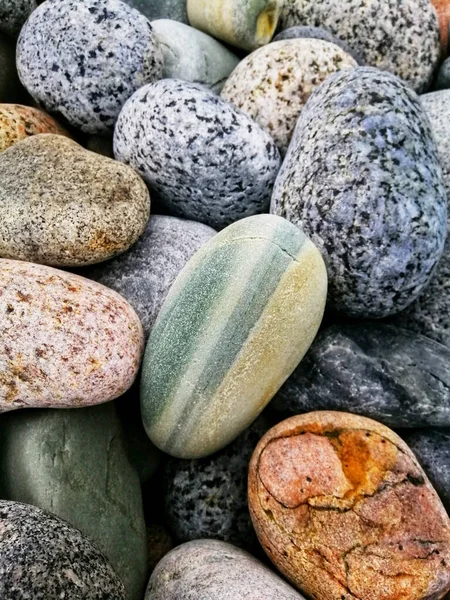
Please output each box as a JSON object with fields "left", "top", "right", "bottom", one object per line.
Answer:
{"left": 0, "top": 259, "right": 144, "bottom": 412}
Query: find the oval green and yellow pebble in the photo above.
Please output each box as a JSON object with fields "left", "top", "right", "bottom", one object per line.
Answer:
{"left": 140, "top": 214, "right": 327, "bottom": 459}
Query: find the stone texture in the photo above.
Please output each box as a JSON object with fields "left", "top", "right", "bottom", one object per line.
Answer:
{"left": 0, "top": 135, "right": 150, "bottom": 266}
{"left": 114, "top": 79, "right": 280, "bottom": 230}
{"left": 0, "top": 259, "right": 143, "bottom": 412}
{"left": 0, "top": 500, "right": 126, "bottom": 599}
{"left": 271, "top": 67, "right": 447, "bottom": 318}
{"left": 124, "top": 0, "right": 188, "bottom": 23}
{"left": 249, "top": 411, "right": 450, "bottom": 600}
{"left": 279, "top": 0, "right": 440, "bottom": 93}
{"left": 0, "top": 104, "right": 69, "bottom": 152}
{"left": 0, "top": 34, "right": 25, "bottom": 102}
{"left": 273, "top": 323, "right": 450, "bottom": 428}
{"left": 17, "top": 0, "right": 163, "bottom": 134}
{"left": 0, "top": 404, "right": 148, "bottom": 600}
{"left": 221, "top": 38, "right": 356, "bottom": 154}
{"left": 146, "top": 540, "right": 305, "bottom": 600}
{"left": 431, "top": 0, "right": 450, "bottom": 54}
{"left": 0, "top": 0, "right": 36, "bottom": 37}
{"left": 436, "top": 56, "right": 450, "bottom": 89}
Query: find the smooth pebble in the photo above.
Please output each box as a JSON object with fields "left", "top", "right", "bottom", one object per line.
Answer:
{"left": 0, "top": 0, "right": 36, "bottom": 38}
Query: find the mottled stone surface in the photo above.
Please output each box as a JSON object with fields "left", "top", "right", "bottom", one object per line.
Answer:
{"left": 271, "top": 68, "right": 447, "bottom": 318}
{"left": 249, "top": 412, "right": 450, "bottom": 600}
{"left": 124, "top": 0, "right": 188, "bottom": 23}
{"left": 221, "top": 38, "right": 356, "bottom": 154}
{"left": 151, "top": 19, "right": 239, "bottom": 93}
{"left": 0, "top": 104, "right": 69, "bottom": 152}
{"left": 114, "top": 80, "right": 280, "bottom": 229}
{"left": 273, "top": 323, "right": 450, "bottom": 428}
{"left": 0, "top": 500, "right": 126, "bottom": 599}
{"left": 0, "top": 404, "right": 148, "bottom": 600}
{"left": 146, "top": 540, "right": 305, "bottom": 600}
{"left": 0, "top": 0, "right": 36, "bottom": 37}
{"left": 436, "top": 57, "right": 450, "bottom": 89}
{"left": 279, "top": 0, "right": 440, "bottom": 92}
{"left": 0, "top": 34, "right": 25, "bottom": 102}
{"left": 17, "top": 0, "right": 163, "bottom": 134}
{"left": 84, "top": 215, "right": 215, "bottom": 339}
{"left": 0, "top": 135, "right": 150, "bottom": 266}
{"left": 421, "top": 90, "right": 450, "bottom": 186}
{"left": 0, "top": 259, "right": 143, "bottom": 412}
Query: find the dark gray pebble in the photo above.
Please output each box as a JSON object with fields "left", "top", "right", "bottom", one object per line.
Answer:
{"left": 0, "top": 0, "right": 36, "bottom": 38}
{"left": 123, "top": 0, "right": 188, "bottom": 23}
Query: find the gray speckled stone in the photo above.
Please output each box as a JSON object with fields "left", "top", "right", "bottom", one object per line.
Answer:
{"left": 0, "top": 34, "right": 25, "bottom": 102}
{"left": 114, "top": 79, "right": 281, "bottom": 229}
{"left": 123, "top": 0, "right": 188, "bottom": 23}
{"left": 0, "top": 0, "right": 36, "bottom": 37}
{"left": 163, "top": 416, "right": 268, "bottom": 549}
{"left": 16, "top": 0, "right": 163, "bottom": 134}
{"left": 273, "top": 323, "right": 450, "bottom": 428}
{"left": 435, "top": 56, "right": 450, "bottom": 90}
{"left": 271, "top": 67, "right": 447, "bottom": 318}
{"left": 146, "top": 540, "right": 305, "bottom": 600}
{"left": 83, "top": 215, "right": 216, "bottom": 338}
{"left": 279, "top": 0, "right": 440, "bottom": 93}
{"left": 0, "top": 500, "right": 126, "bottom": 599}
{"left": 151, "top": 19, "right": 240, "bottom": 93}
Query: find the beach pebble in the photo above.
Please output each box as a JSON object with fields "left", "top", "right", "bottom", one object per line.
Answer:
{"left": 0, "top": 0, "right": 36, "bottom": 38}
{"left": 221, "top": 38, "right": 356, "bottom": 154}
{"left": 146, "top": 539, "right": 305, "bottom": 600}
{"left": 279, "top": 0, "right": 440, "bottom": 92}
{"left": 436, "top": 57, "right": 450, "bottom": 89}
{"left": 0, "top": 259, "right": 143, "bottom": 412}
{"left": 273, "top": 323, "right": 450, "bottom": 428}
{"left": 0, "top": 500, "right": 126, "bottom": 599}
{"left": 124, "top": 0, "right": 188, "bottom": 23}
{"left": 431, "top": 0, "right": 450, "bottom": 54}
{"left": 151, "top": 19, "right": 240, "bottom": 93}
{"left": 0, "top": 135, "right": 150, "bottom": 266}
{"left": 84, "top": 215, "right": 215, "bottom": 339}
{"left": 0, "top": 34, "right": 25, "bottom": 102}
{"left": 141, "top": 214, "right": 327, "bottom": 459}
{"left": 0, "top": 403, "right": 148, "bottom": 600}
{"left": 248, "top": 411, "right": 450, "bottom": 600}
{"left": 114, "top": 79, "right": 280, "bottom": 229}
{"left": 16, "top": 0, "right": 163, "bottom": 134}
{"left": 271, "top": 67, "right": 447, "bottom": 318}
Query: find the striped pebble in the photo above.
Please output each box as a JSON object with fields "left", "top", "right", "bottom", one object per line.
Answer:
{"left": 140, "top": 214, "right": 327, "bottom": 458}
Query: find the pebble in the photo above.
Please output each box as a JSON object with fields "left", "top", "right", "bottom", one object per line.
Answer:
{"left": 435, "top": 57, "right": 450, "bottom": 89}
{"left": 0, "top": 34, "right": 25, "bottom": 102}
{"left": 187, "top": 0, "right": 283, "bottom": 51}
{"left": 146, "top": 539, "right": 305, "bottom": 600}
{"left": 271, "top": 67, "right": 447, "bottom": 318}
{"left": 0, "top": 259, "right": 143, "bottom": 412}
{"left": 151, "top": 19, "right": 240, "bottom": 93}
{"left": 114, "top": 79, "right": 280, "bottom": 229}
{"left": 16, "top": 0, "right": 163, "bottom": 134}
{"left": 221, "top": 38, "right": 357, "bottom": 154}
{"left": 0, "top": 403, "right": 148, "bottom": 600}
{"left": 123, "top": 0, "right": 188, "bottom": 23}
{"left": 431, "top": 0, "right": 450, "bottom": 54}
{"left": 279, "top": 0, "right": 440, "bottom": 93}
{"left": 273, "top": 323, "right": 450, "bottom": 428}
{"left": 0, "top": 0, "right": 36, "bottom": 38}
{"left": 248, "top": 411, "right": 450, "bottom": 600}
{"left": 0, "top": 135, "right": 150, "bottom": 266}
{"left": 0, "top": 500, "right": 126, "bottom": 599}
{"left": 141, "top": 214, "right": 327, "bottom": 459}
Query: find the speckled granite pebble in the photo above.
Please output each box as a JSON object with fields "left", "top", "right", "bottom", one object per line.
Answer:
{"left": 17, "top": 0, "right": 163, "bottom": 134}
{"left": 0, "top": 135, "right": 150, "bottom": 266}
{"left": 279, "top": 0, "right": 440, "bottom": 92}
{"left": 0, "top": 500, "right": 126, "bottom": 599}
{"left": 273, "top": 323, "right": 450, "bottom": 428}
{"left": 271, "top": 67, "right": 447, "bottom": 318}
{"left": 151, "top": 19, "right": 239, "bottom": 93}
{"left": 435, "top": 57, "right": 450, "bottom": 89}
{"left": 420, "top": 90, "right": 450, "bottom": 187}
{"left": 84, "top": 215, "right": 215, "bottom": 338}
{"left": 221, "top": 38, "right": 356, "bottom": 154}
{"left": 0, "top": 0, "right": 36, "bottom": 37}
{"left": 124, "top": 0, "right": 188, "bottom": 23}
{"left": 0, "top": 259, "right": 143, "bottom": 412}
{"left": 114, "top": 80, "right": 280, "bottom": 229}
{"left": 146, "top": 540, "right": 305, "bottom": 600}
{"left": 0, "top": 34, "right": 25, "bottom": 102}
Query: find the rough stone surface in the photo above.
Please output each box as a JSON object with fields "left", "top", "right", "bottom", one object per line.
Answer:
{"left": 0, "top": 34, "right": 25, "bottom": 102}
{"left": 0, "top": 259, "right": 144, "bottom": 412}
{"left": 0, "top": 135, "right": 150, "bottom": 266}
{"left": 249, "top": 411, "right": 450, "bottom": 600}
{"left": 0, "top": 0, "right": 36, "bottom": 37}
{"left": 124, "top": 0, "right": 188, "bottom": 23}
{"left": 221, "top": 38, "right": 356, "bottom": 154}
{"left": 435, "top": 56, "right": 450, "bottom": 89}
{"left": 114, "top": 79, "right": 280, "bottom": 229}
{"left": 273, "top": 323, "right": 450, "bottom": 428}
{"left": 83, "top": 215, "right": 215, "bottom": 338}
{"left": 271, "top": 67, "right": 447, "bottom": 318}
{"left": 146, "top": 540, "right": 305, "bottom": 600}
{"left": 0, "top": 404, "right": 148, "bottom": 600}
{"left": 279, "top": 0, "right": 440, "bottom": 93}
{"left": 16, "top": 0, "right": 163, "bottom": 134}
{"left": 0, "top": 500, "right": 126, "bottom": 599}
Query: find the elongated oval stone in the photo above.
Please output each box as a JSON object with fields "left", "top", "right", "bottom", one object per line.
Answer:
{"left": 140, "top": 214, "right": 327, "bottom": 458}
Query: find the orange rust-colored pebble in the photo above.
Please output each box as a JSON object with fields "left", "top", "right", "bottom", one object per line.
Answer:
{"left": 248, "top": 411, "right": 450, "bottom": 600}
{"left": 432, "top": 0, "right": 450, "bottom": 55}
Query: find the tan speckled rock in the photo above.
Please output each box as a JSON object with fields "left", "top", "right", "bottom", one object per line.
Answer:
{"left": 0, "top": 259, "right": 144, "bottom": 412}
{"left": 221, "top": 39, "right": 356, "bottom": 154}
{"left": 0, "top": 134, "right": 150, "bottom": 267}
{"left": 249, "top": 411, "right": 450, "bottom": 600}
